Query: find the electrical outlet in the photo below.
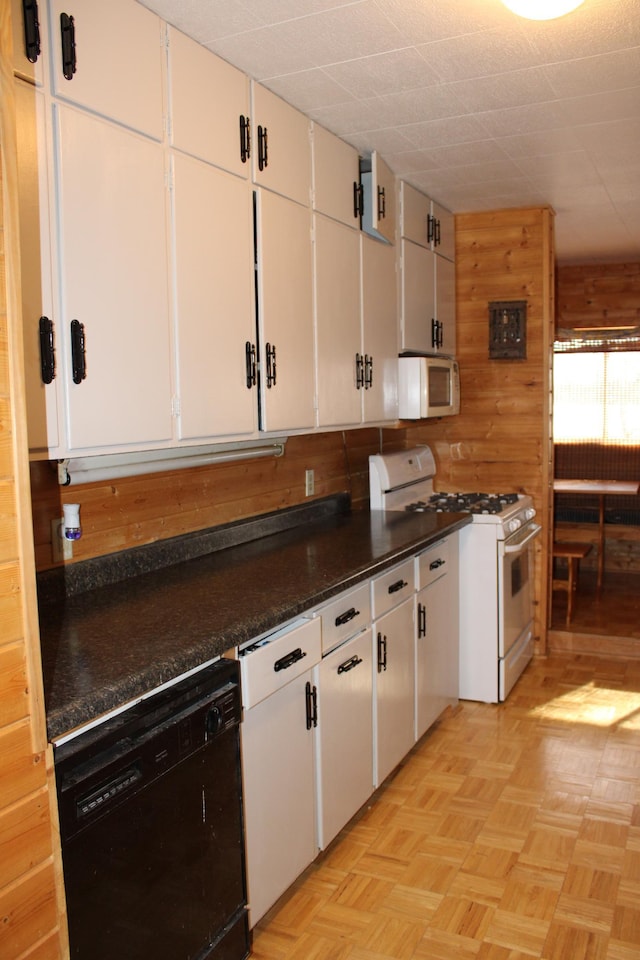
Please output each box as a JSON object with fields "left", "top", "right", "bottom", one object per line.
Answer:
{"left": 51, "top": 518, "right": 73, "bottom": 562}
{"left": 305, "top": 469, "right": 315, "bottom": 497}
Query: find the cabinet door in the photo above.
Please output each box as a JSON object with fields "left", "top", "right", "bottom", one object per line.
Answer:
{"left": 415, "top": 574, "right": 450, "bottom": 739}
{"left": 241, "top": 671, "right": 317, "bottom": 927}
{"left": 172, "top": 154, "right": 257, "bottom": 441}
{"left": 251, "top": 83, "right": 311, "bottom": 207}
{"left": 311, "top": 123, "right": 360, "bottom": 228}
{"left": 49, "top": 0, "right": 164, "bottom": 140}
{"left": 435, "top": 254, "right": 456, "bottom": 356}
{"left": 400, "top": 237, "right": 436, "bottom": 354}
{"left": 361, "top": 235, "right": 398, "bottom": 424}
{"left": 362, "top": 151, "right": 396, "bottom": 244}
{"left": 256, "top": 190, "right": 315, "bottom": 432}
{"left": 317, "top": 629, "right": 373, "bottom": 849}
{"left": 373, "top": 597, "right": 415, "bottom": 787}
{"left": 314, "top": 214, "right": 361, "bottom": 428}
{"left": 167, "top": 26, "right": 250, "bottom": 179}
{"left": 55, "top": 105, "right": 172, "bottom": 452}
{"left": 15, "top": 78, "right": 61, "bottom": 455}
{"left": 399, "top": 181, "right": 430, "bottom": 248}
{"left": 430, "top": 200, "right": 455, "bottom": 262}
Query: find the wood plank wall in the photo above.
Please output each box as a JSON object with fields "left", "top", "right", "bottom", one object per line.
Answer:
{"left": 31, "top": 427, "right": 408, "bottom": 571}
{"left": 557, "top": 261, "right": 640, "bottom": 330}
{"left": 0, "top": 7, "right": 66, "bottom": 956}
{"left": 404, "top": 207, "right": 555, "bottom": 655}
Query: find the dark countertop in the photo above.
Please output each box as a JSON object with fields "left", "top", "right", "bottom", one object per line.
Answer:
{"left": 39, "top": 499, "right": 470, "bottom": 741}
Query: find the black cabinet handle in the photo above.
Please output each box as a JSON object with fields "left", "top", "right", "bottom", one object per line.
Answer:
{"left": 22, "top": 0, "right": 41, "bottom": 63}
{"left": 429, "top": 558, "right": 445, "bottom": 570}
{"left": 418, "top": 602, "right": 426, "bottom": 638}
{"left": 353, "top": 181, "right": 363, "bottom": 220}
{"left": 239, "top": 115, "right": 250, "bottom": 163}
{"left": 70, "top": 319, "right": 86, "bottom": 384}
{"left": 305, "top": 681, "right": 318, "bottom": 729}
{"left": 266, "top": 342, "right": 276, "bottom": 387}
{"left": 377, "top": 185, "right": 385, "bottom": 220}
{"left": 356, "top": 353, "right": 364, "bottom": 389}
{"left": 388, "top": 578, "right": 408, "bottom": 595}
{"left": 377, "top": 632, "right": 387, "bottom": 673}
{"left": 39, "top": 316, "right": 55, "bottom": 384}
{"left": 245, "top": 341, "right": 256, "bottom": 388}
{"left": 435, "top": 218, "right": 441, "bottom": 246}
{"left": 257, "top": 125, "right": 268, "bottom": 171}
{"left": 335, "top": 606, "right": 359, "bottom": 627}
{"left": 60, "top": 12, "right": 76, "bottom": 81}
{"left": 337, "top": 654, "right": 363, "bottom": 675}
{"left": 431, "top": 318, "right": 443, "bottom": 350}
{"left": 274, "top": 647, "right": 306, "bottom": 672}
{"left": 427, "top": 214, "right": 435, "bottom": 244}
{"left": 364, "top": 354, "right": 373, "bottom": 389}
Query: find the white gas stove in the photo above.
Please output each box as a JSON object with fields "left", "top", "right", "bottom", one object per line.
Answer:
{"left": 369, "top": 446, "right": 541, "bottom": 703}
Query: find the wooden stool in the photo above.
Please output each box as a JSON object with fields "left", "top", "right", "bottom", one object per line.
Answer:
{"left": 552, "top": 541, "right": 593, "bottom": 625}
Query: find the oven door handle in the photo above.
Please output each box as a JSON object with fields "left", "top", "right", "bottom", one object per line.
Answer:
{"left": 503, "top": 522, "right": 542, "bottom": 554}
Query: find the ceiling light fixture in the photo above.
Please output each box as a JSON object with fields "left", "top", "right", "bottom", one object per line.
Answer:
{"left": 501, "top": 0, "right": 585, "bottom": 20}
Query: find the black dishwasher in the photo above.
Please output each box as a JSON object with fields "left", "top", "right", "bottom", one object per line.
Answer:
{"left": 54, "top": 658, "right": 249, "bottom": 960}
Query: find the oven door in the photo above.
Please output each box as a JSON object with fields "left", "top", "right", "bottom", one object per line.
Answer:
{"left": 498, "top": 521, "right": 541, "bottom": 658}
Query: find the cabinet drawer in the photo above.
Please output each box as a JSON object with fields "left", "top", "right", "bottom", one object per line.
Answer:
{"left": 239, "top": 617, "right": 321, "bottom": 708}
{"left": 417, "top": 538, "right": 451, "bottom": 589}
{"left": 371, "top": 559, "right": 414, "bottom": 619}
{"left": 317, "top": 583, "right": 371, "bottom": 655}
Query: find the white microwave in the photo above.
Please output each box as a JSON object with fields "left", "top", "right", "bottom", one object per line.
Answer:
{"left": 398, "top": 355, "right": 460, "bottom": 419}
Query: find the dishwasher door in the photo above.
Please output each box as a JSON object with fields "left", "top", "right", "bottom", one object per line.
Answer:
{"left": 54, "top": 659, "right": 249, "bottom": 960}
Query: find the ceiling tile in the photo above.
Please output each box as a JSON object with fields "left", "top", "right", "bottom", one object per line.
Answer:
{"left": 324, "top": 47, "right": 441, "bottom": 98}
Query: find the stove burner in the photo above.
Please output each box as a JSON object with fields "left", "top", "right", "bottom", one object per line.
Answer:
{"left": 407, "top": 491, "right": 521, "bottom": 515}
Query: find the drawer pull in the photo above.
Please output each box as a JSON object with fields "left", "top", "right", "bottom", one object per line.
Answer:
{"left": 273, "top": 647, "right": 306, "bottom": 672}
{"left": 335, "top": 607, "right": 359, "bottom": 627}
{"left": 388, "top": 578, "right": 408, "bottom": 595}
{"left": 337, "top": 655, "right": 363, "bottom": 675}
{"left": 429, "top": 558, "right": 445, "bottom": 571}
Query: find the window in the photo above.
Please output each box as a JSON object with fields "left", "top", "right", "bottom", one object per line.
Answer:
{"left": 553, "top": 350, "right": 640, "bottom": 445}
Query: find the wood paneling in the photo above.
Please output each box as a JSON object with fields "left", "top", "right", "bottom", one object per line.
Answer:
{"left": 0, "top": 4, "right": 66, "bottom": 956}
{"left": 405, "top": 207, "right": 555, "bottom": 655}
{"left": 31, "top": 427, "right": 405, "bottom": 570}
{"left": 557, "top": 262, "right": 640, "bottom": 330}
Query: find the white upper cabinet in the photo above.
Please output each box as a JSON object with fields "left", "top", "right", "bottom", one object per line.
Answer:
{"left": 361, "top": 151, "right": 396, "bottom": 244}
{"left": 399, "top": 181, "right": 431, "bottom": 249}
{"left": 430, "top": 200, "right": 455, "bottom": 262}
{"left": 399, "top": 181, "right": 456, "bottom": 356}
{"left": 167, "top": 26, "right": 250, "bottom": 179}
{"left": 54, "top": 104, "right": 172, "bottom": 453}
{"left": 48, "top": 0, "right": 164, "bottom": 140}
{"left": 255, "top": 189, "right": 315, "bottom": 433}
{"left": 171, "top": 154, "right": 257, "bottom": 442}
{"left": 15, "top": 78, "right": 60, "bottom": 456}
{"left": 361, "top": 236, "right": 399, "bottom": 423}
{"left": 314, "top": 214, "right": 362, "bottom": 428}
{"left": 251, "top": 83, "right": 312, "bottom": 208}
{"left": 311, "top": 123, "right": 361, "bottom": 229}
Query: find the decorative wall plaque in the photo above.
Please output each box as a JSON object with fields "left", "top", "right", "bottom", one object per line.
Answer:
{"left": 489, "top": 300, "right": 527, "bottom": 359}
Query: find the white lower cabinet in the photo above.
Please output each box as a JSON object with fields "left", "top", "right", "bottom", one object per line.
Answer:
{"left": 240, "top": 618, "right": 321, "bottom": 927}
{"left": 240, "top": 539, "right": 459, "bottom": 923}
{"left": 415, "top": 535, "right": 459, "bottom": 739}
{"left": 371, "top": 558, "right": 416, "bottom": 788}
{"left": 316, "top": 628, "right": 373, "bottom": 849}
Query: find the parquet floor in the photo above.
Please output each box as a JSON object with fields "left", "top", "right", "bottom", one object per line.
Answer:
{"left": 550, "top": 570, "right": 640, "bottom": 639}
{"left": 251, "top": 654, "right": 640, "bottom": 960}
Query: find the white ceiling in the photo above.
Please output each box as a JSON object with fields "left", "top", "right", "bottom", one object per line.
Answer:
{"left": 138, "top": 0, "right": 640, "bottom": 265}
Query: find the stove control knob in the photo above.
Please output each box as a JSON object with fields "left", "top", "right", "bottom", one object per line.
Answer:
{"left": 508, "top": 518, "right": 521, "bottom": 533}
{"left": 525, "top": 507, "right": 536, "bottom": 521}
